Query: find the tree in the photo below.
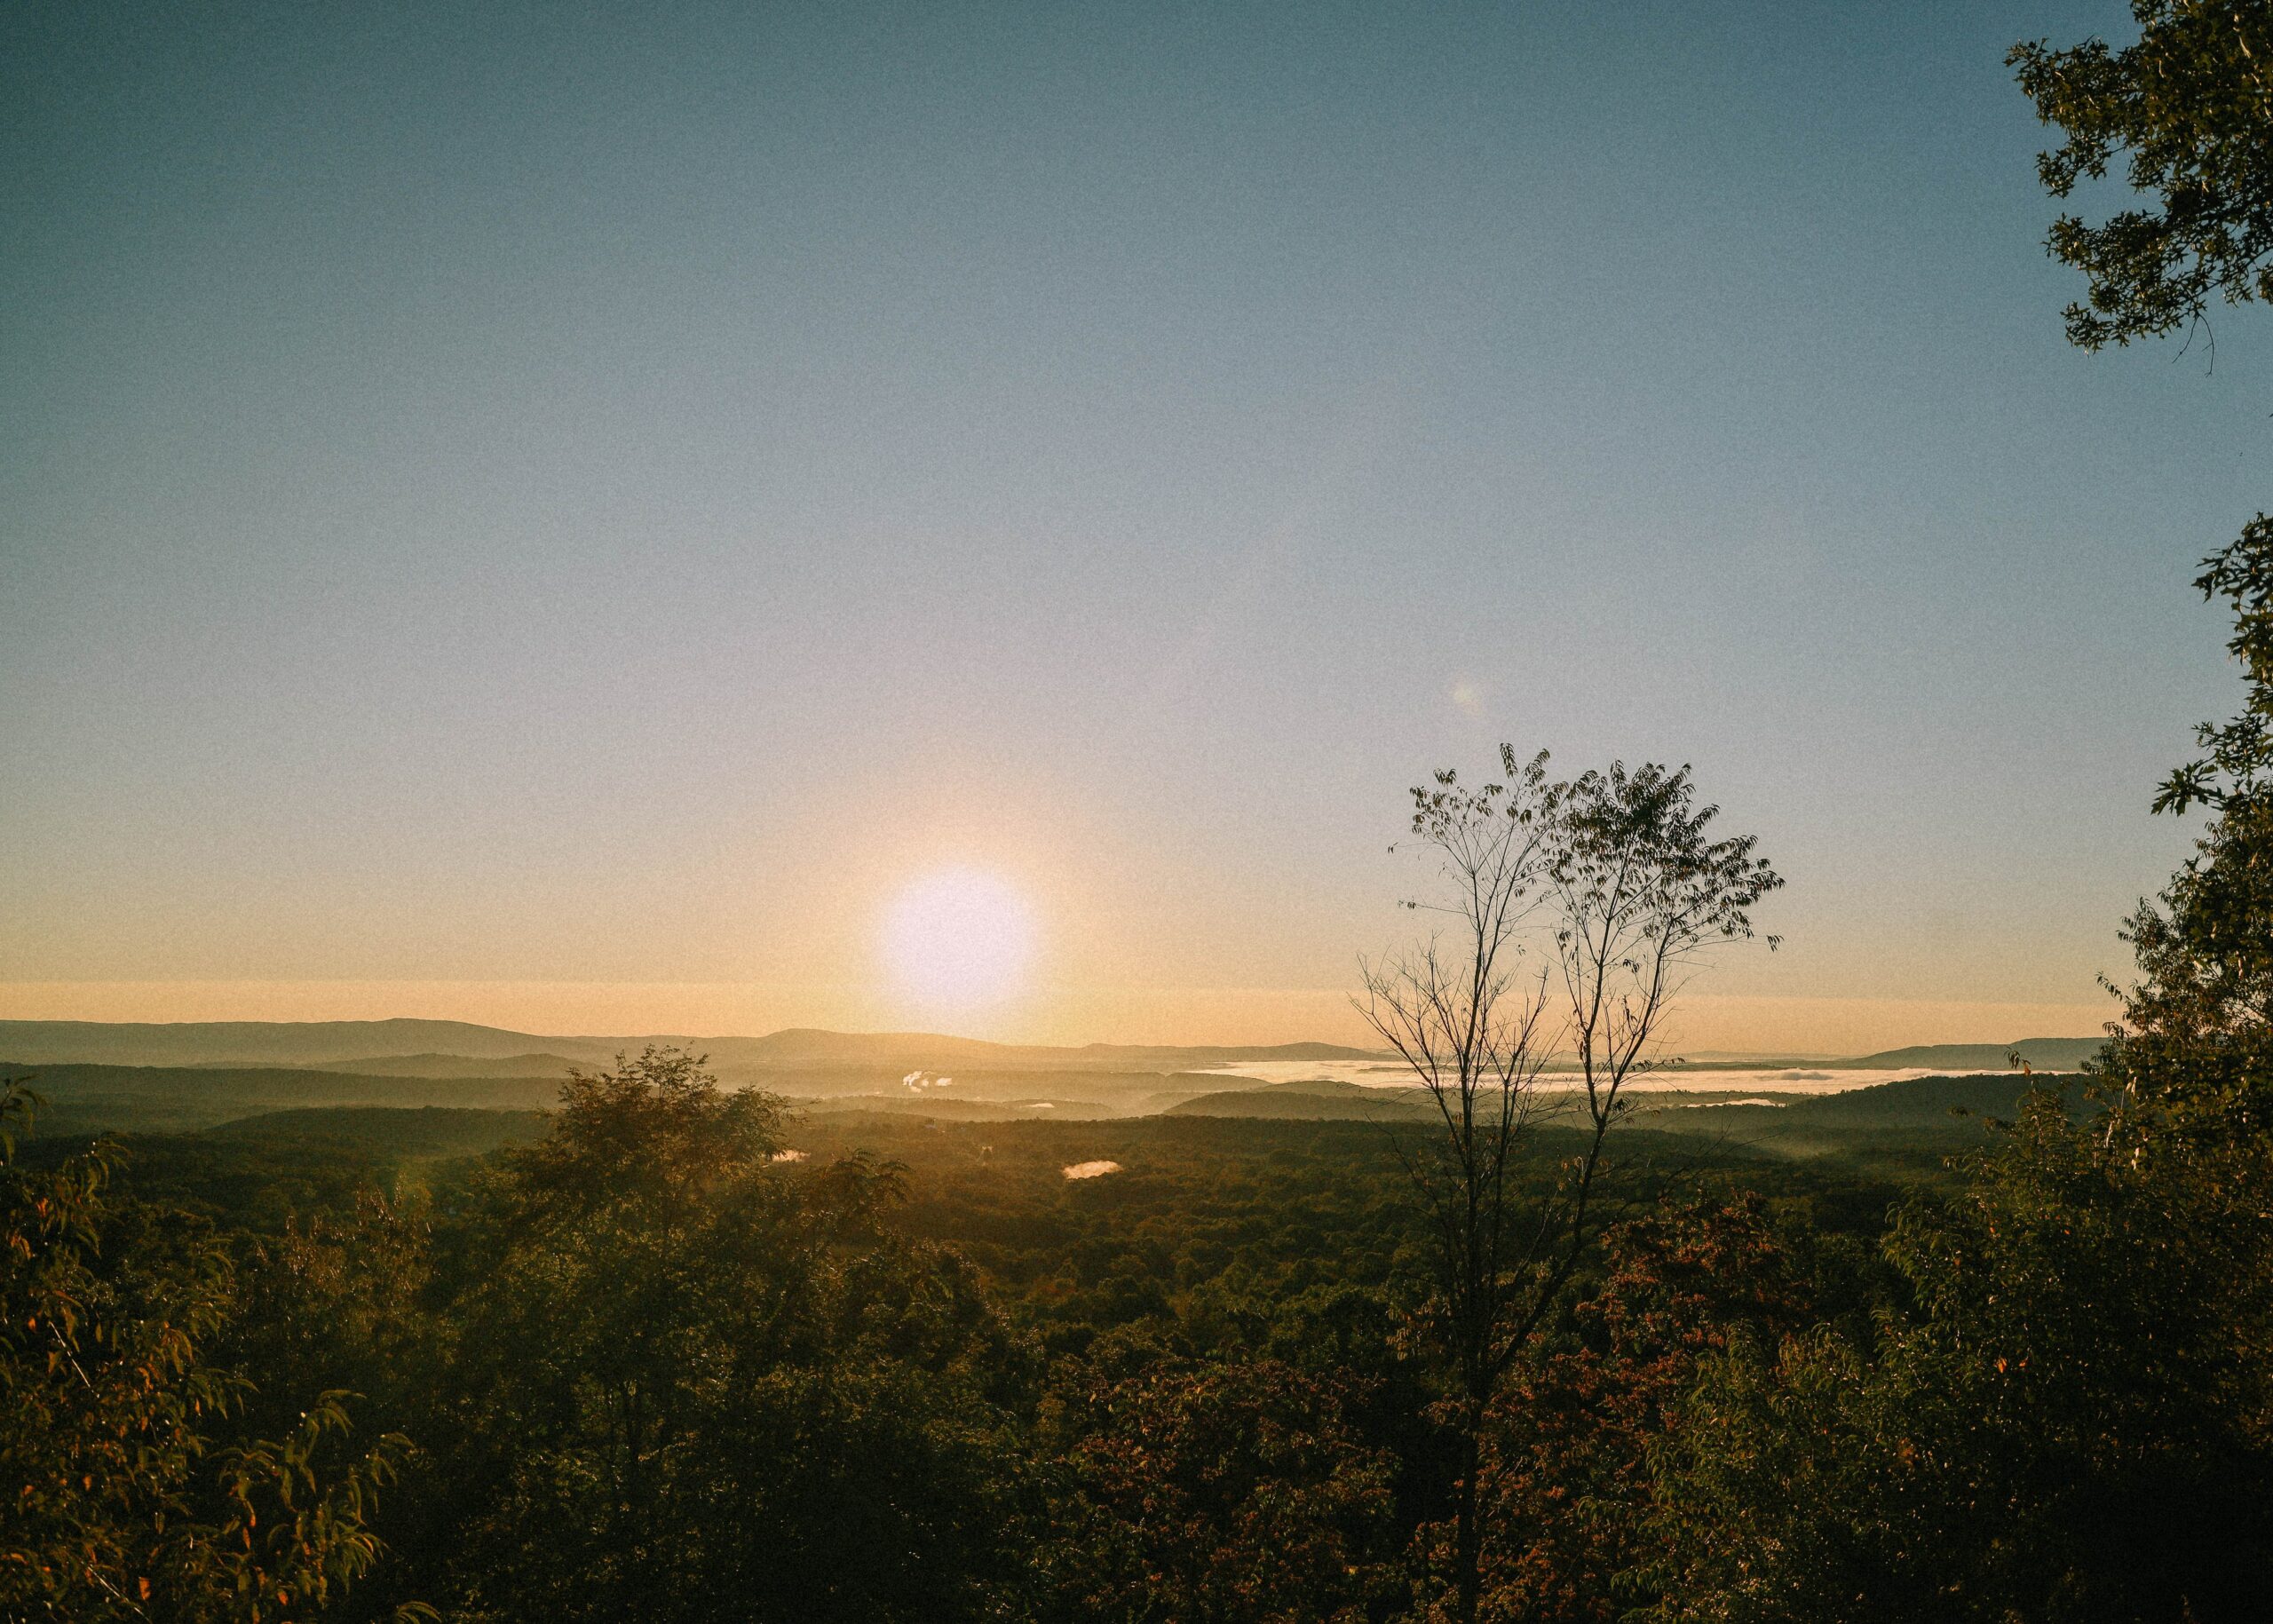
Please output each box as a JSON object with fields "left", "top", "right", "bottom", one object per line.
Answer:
{"left": 0, "top": 1081, "right": 418, "bottom": 1622}
{"left": 1638, "top": 44, "right": 2273, "bottom": 1608}
{"left": 2013, "top": 0, "right": 2273, "bottom": 351}
{"left": 1358, "top": 749, "right": 1779, "bottom": 1624}
{"left": 2087, "top": 517, "right": 2273, "bottom": 1147}
{"left": 2013, "top": 5, "right": 2273, "bottom": 1134}
{"left": 1643, "top": 1089, "right": 2273, "bottom": 1623}
{"left": 2010, "top": 4, "right": 2273, "bottom": 1129}
{"left": 1041, "top": 1355, "right": 1396, "bottom": 1624}
{"left": 1470, "top": 1195, "right": 1814, "bottom": 1624}
{"left": 405, "top": 1048, "right": 1041, "bottom": 1624}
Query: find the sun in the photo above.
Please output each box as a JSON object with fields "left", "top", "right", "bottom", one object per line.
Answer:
{"left": 882, "top": 867, "right": 1038, "bottom": 1011}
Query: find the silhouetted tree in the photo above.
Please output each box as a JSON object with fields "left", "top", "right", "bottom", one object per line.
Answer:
{"left": 2013, "top": 0, "right": 2273, "bottom": 351}
{"left": 2091, "top": 517, "right": 2273, "bottom": 1152}
{"left": 1360, "top": 749, "right": 1779, "bottom": 1624}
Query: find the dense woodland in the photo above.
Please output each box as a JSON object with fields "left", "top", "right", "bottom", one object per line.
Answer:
{"left": 0, "top": 1058, "right": 2024, "bottom": 1623}
{"left": 12, "top": 5, "right": 2273, "bottom": 1619}
{"left": 7, "top": 1018, "right": 2269, "bottom": 1623}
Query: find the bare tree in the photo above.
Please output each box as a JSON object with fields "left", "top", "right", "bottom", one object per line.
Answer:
{"left": 1359, "top": 747, "right": 1780, "bottom": 1624}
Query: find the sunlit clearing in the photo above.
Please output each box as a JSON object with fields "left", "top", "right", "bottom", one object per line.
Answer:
{"left": 1062, "top": 1160, "right": 1121, "bottom": 1180}
{"left": 882, "top": 867, "right": 1036, "bottom": 1010}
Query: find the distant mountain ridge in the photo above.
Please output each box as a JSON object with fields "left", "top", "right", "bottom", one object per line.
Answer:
{"left": 0, "top": 1019, "right": 2106, "bottom": 1077}
{"left": 706, "top": 1028, "right": 1378, "bottom": 1071}
{"left": 1843, "top": 1037, "right": 2103, "bottom": 1073}
{"left": 277, "top": 1052, "right": 589, "bottom": 1080}
{"left": 0, "top": 1019, "right": 619, "bottom": 1067}
{"left": 0, "top": 1019, "right": 1381, "bottom": 1074}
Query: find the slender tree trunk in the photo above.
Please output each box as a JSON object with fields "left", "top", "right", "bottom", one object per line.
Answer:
{"left": 1455, "top": 1394, "right": 1484, "bottom": 1624}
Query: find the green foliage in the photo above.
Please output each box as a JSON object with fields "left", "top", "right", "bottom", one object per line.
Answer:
{"left": 2150, "top": 514, "right": 2273, "bottom": 819}
{"left": 1457, "top": 1196, "right": 1821, "bottom": 1624}
{"left": 2013, "top": 0, "right": 2273, "bottom": 348}
{"left": 495, "top": 1046, "right": 780, "bottom": 1222}
{"left": 2091, "top": 516, "right": 2273, "bottom": 1150}
{"left": 23, "top": 1033, "right": 2233, "bottom": 1624}
{"left": 1043, "top": 1355, "right": 1397, "bottom": 1623}
{"left": 1642, "top": 1089, "right": 2273, "bottom": 1622}
{"left": 0, "top": 1081, "right": 417, "bottom": 1622}
{"left": 346, "top": 1049, "right": 1041, "bottom": 1623}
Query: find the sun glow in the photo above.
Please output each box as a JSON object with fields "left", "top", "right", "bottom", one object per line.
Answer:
{"left": 881, "top": 867, "right": 1037, "bottom": 1011}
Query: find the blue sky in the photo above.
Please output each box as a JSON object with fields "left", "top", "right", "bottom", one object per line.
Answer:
{"left": 3, "top": 1, "right": 2263, "bottom": 1048}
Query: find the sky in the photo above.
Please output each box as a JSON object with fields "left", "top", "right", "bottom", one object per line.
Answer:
{"left": 3, "top": 1, "right": 2266, "bottom": 1053}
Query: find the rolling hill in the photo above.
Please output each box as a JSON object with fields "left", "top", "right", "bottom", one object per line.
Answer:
{"left": 0, "top": 1061, "right": 565, "bottom": 1136}
{"left": 1165, "top": 1079, "right": 1434, "bottom": 1120}
{"left": 0, "top": 1019, "right": 1381, "bottom": 1075}
{"left": 0, "top": 1018, "right": 617, "bottom": 1068}
{"left": 284, "top": 1051, "right": 588, "bottom": 1079}
{"left": 1843, "top": 1037, "right": 2103, "bottom": 1073}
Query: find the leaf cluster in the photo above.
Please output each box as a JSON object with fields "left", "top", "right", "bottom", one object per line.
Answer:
{"left": 2014, "top": 0, "right": 2273, "bottom": 349}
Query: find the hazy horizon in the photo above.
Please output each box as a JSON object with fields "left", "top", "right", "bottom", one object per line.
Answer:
{"left": 0, "top": 986, "right": 2111, "bottom": 1058}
